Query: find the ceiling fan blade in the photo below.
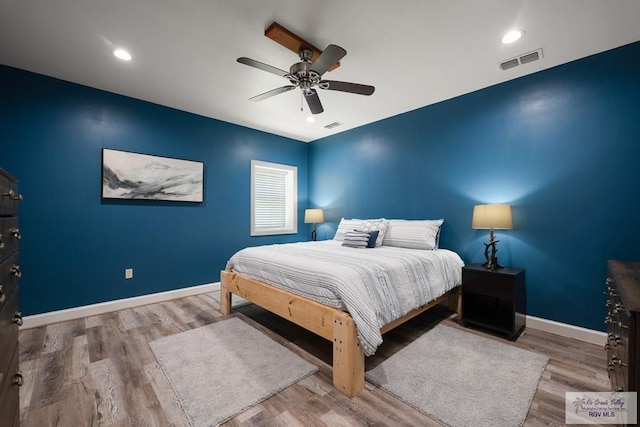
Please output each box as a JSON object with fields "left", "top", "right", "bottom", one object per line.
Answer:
{"left": 237, "top": 57, "right": 289, "bottom": 78}
{"left": 320, "top": 80, "right": 375, "bottom": 96}
{"left": 309, "top": 45, "right": 347, "bottom": 76}
{"left": 249, "top": 85, "right": 296, "bottom": 102}
{"left": 304, "top": 89, "right": 324, "bottom": 114}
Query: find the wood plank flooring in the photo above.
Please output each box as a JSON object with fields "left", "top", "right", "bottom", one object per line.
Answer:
{"left": 18, "top": 293, "right": 611, "bottom": 426}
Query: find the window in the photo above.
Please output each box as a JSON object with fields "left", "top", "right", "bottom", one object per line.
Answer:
{"left": 251, "top": 160, "right": 297, "bottom": 236}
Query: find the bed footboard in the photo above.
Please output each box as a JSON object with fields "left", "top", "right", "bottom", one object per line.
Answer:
{"left": 219, "top": 269, "right": 459, "bottom": 397}
{"left": 220, "top": 270, "right": 366, "bottom": 395}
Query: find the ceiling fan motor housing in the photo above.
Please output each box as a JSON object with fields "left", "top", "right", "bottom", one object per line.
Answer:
{"left": 289, "top": 61, "right": 311, "bottom": 78}
{"left": 289, "top": 59, "right": 321, "bottom": 91}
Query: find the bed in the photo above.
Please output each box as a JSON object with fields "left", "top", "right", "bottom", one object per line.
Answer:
{"left": 220, "top": 219, "right": 464, "bottom": 396}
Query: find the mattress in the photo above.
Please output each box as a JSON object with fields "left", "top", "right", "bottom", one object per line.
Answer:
{"left": 226, "top": 240, "right": 464, "bottom": 356}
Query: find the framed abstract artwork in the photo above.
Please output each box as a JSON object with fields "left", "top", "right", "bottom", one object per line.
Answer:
{"left": 102, "top": 148, "right": 204, "bottom": 202}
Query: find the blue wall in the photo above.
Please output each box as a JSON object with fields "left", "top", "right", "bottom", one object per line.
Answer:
{"left": 3, "top": 41, "right": 639, "bottom": 331}
{"left": 0, "top": 66, "right": 309, "bottom": 316}
{"left": 309, "top": 41, "right": 640, "bottom": 331}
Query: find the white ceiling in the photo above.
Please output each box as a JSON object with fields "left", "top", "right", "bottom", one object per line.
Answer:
{"left": 1, "top": 1, "right": 639, "bottom": 142}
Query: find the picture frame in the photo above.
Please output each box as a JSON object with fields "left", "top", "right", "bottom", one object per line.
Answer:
{"left": 102, "top": 148, "right": 204, "bottom": 202}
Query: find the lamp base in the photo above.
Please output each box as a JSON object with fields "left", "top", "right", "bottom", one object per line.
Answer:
{"left": 311, "top": 226, "right": 317, "bottom": 242}
{"left": 482, "top": 256, "right": 504, "bottom": 270}
{"left": 482, "top": 228, "right": 504, "bottom": 270}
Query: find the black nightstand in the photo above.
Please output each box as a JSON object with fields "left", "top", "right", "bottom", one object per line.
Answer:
{"left": 461, "top": 264, "right": 526, "bottom": 340}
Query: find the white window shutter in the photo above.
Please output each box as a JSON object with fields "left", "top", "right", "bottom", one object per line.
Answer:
{"left": 251, "top": 160, "right": 297, "bottom": 236}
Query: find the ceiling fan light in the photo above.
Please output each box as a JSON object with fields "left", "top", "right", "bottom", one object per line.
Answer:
{"left": 113, "top": 48, "right": 132, "bottom": 61}
{"left": 502, "top": 29, "right": 524, "bottom": 44}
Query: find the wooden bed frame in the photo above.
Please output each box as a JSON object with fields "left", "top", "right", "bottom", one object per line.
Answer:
{"left": 220, "top": 269, "right": 461, "bottom": 397}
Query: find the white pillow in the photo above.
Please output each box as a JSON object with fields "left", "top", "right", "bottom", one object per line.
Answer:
{"left": 360, "top": 219, "right": 389, "bottom": 247}
{"left": 333, "top": 218, "right": 364, "bottom": 241}
{"left": 382, "top": 219, "right": 444, "bottom": 250}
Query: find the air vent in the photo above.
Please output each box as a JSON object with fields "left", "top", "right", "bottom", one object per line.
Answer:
{"left": 519, "top": 51, "right": 540, "bottom": 65}
{"left": 500, "top": 48, "right": 543, "bottom": 71}
{"left": 500, "top": 58, "right": 519, "bottom": 71}
{"left": 324, "top": 122, "right": 342, "bottom": 129}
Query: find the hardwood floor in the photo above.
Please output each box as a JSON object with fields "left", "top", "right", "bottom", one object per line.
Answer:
{"left": 18, "top": 293, "right": 611, "bottom": 426}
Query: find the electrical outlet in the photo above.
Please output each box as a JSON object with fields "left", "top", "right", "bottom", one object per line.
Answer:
{"left": 125, "top": 268, "right": 133, "bottom": 279}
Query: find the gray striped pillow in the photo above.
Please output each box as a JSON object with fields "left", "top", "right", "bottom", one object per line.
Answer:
{"left": 382, "top": 219, "right": 444, "bottom": 250}
{"left": 342, "top": 230, "right": 371, "bottom": 248}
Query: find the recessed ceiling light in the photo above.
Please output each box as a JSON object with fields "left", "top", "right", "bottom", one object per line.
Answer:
{"left": 502, "top": 30, "right": 525, "bottom": 44}
{"left": 113, "top": 48, "right": 132, "bottom": 61}
{"left": 306, "top": 116, "right": 315, "bottom": 123}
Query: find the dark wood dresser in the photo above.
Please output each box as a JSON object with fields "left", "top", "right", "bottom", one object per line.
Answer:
{"left": 0, "top": 168, "right": 23, "bottom": 427}
{"left": 605, "top": 260, "right": 640, "bottom": 392}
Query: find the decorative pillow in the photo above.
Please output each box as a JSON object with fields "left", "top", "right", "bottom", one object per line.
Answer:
{"left": 333, "top": 218, "right": 364, "bottom": 241}
{"left": 341, "top": 230, "right": 370, "bottom": 248}
{"left": 382, "top": 219, "right": 444, "bottom": 250}
{"left": 366, "top": 230, "right": 380, "bottom": 248}
{"left": 360, "top": 219, "right": 389, "bottom": 247}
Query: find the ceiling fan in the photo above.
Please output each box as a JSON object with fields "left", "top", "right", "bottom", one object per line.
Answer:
{"left": 237, "top": 23, "right": 375, "bottom": 114}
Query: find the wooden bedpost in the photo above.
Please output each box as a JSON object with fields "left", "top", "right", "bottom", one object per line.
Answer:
{"left": 332, "top": 311, "right": 365, "bottom": 397}
{"left": 219, "top": 270, "right": 232, "bottom": 316}
{"left": 448, "top": 286, "right": 462, "bottom": 316}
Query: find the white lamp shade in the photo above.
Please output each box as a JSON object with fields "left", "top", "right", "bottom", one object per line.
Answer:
{"left": 304, "top": 208, "right": 324, "bottom": 224}
{"left": 472, "top": 204, "right": 513, "bottom": 229}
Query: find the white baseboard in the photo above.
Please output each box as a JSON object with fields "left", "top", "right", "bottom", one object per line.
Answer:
{"left": 526, "top": 314, "right": 606, "bottom": 346}
{"left": 20, "top": 282, "right": 220, "bottom": 330}
{"left": 21, "top": 283, "right": 607, "bottom": 347}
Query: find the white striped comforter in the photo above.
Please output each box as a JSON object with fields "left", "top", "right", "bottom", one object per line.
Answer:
{"left": 226, "top": 240, "right": 464, "bottom": 356}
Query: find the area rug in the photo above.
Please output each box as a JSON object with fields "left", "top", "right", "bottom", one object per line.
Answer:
{"left": 366, "top": 324, "right": 549, "bottom": 427}
{"left": 149, "top": 317, "right": 317, "bottom": 427}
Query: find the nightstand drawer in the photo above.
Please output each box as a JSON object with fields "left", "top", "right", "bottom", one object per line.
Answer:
{"left": 462, "top": 272, "right": 515, "bottom": 299}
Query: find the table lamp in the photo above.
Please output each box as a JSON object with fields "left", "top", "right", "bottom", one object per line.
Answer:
{"left": 472, "top": 204, "right": 513, "bottom": 269}
{"left": 304, "top": 208, "right": 324, "bottom": 241}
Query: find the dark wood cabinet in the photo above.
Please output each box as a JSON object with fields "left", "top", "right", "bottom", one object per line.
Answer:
{"left": 0, "top": 168, "right": 22, "bottom": 427}
{"left": 461, "top": 264, "right": 526, "bottom": 340}
{"left": 605, "top": 260, "right": 640, "bottom": 392}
